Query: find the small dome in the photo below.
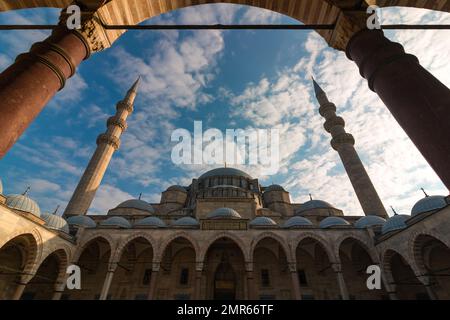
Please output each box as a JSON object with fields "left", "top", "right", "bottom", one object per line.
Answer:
{"left": 41, "top": 213, "right": 70, "bottom": 234}
{"left": 355, "top": 216, "right": 386, "bottom": 229}
{"left": 100, "top": 216, "right": 131, "bottom": 229}
{"left": 134, "top": 216, "right": 166, "bottom": 228}
{"left": 207, "top": 207, "right": 242, "bottom": 219}
{"left": 172, "top": 216, "right": 199, "bottom": 227}
{"left": 319, "top": 216, "right": 350, "bottom": 228}
{"left": 199, "top": 167, "right": 252, "bottom": 180}
{"left": 295, "top": 200, "right": 334, "bottom": 214}
{"left": 264, "top": 184, "right": 285, "bottom": 192}
{"left": 411, "top": 195, "right": 447, "bottom": 216}
{"left": 283, "top": 216, "right": 313, "bottom": 228}
{"left": 116, "top": 199, "right": 155, "bottom": 213}
{"left": 381, "top": 214, "right": 409, "bottom": 234}
{"left": 6, "top": 194, "right": 41, "bottom": 217}
{"left": 250, "top": 216, "right": 277, "bottom": 227}
{"left": 66, "top": 215, "right": 96, "bottom": 228}
{"left": 167, "top": 185, "right": 187, "bottom": 193}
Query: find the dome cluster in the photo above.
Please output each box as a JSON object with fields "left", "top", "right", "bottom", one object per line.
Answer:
{"left": 199, "top": 167, "right": 253, "bottom": 180}
{"left": 5, "top": 194, "right": 41, "bottom": 217}
{"left": 41, "top": 212, "right": 70, "bottom": 234}
{"left": 295, "top": 200, "right": 334, "bottom": 215}
{"left": 115, "top": 199, "right": 155, "bottom": 214}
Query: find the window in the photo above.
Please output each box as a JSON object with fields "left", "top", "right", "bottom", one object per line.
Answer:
{"left": 297, "top": 270, "right": 308, "bottom": 286}
{"left": 261, "top": 269, "right": 270, "bottom": 287}
{"left": 143, "top": 269, "right": 152, "bottom": 285}
{"left": 180, "top": 268, "right": 189, "bottom": 285}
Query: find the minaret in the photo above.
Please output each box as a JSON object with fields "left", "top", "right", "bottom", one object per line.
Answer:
{"left": 312, "top": 78, "right": 388, "bottom": 218}
{"left": 63, "top": 77, "right": 140, "bottom": 216}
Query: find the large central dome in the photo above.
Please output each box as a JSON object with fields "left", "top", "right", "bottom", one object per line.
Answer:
{"left": 199, "top": 167, "right": 253, "bottom": 180}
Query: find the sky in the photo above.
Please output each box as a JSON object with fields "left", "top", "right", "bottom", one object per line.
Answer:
{"left": 0, "top": 4, "right": 448, "bottom": 216}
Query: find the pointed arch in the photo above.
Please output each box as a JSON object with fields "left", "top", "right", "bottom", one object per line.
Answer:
{"left": 250, "top": 232, "right": 292, "bottom": 263}
{"left": 156, "top": 231, "right": 199, "bottom": 263}
{"left": 199, "top": 232, "right": 249, "bottom": 262}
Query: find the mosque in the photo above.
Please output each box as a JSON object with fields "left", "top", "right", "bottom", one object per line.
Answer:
{"left": 0, "top": 77, "right": 449, "bottom": 300}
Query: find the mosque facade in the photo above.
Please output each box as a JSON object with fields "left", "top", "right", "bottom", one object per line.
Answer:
{"left": 0, "top": 78, "right": 449, "bottom": 301}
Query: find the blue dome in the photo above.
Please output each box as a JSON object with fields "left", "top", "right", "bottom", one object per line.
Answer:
{"left": 250, "top": 216, "right": 277, "bottom": 227}
{"left": 100, "top": 216, "right": 132, "bottom": 229}
{"left": 116, "top": 199, "right": 155, "bottom": 213}
{"left": 283, "top": 216, "right": 313, "bottom": 228}
{"left": 381, "top": 214, "right": 409, "bottom": 234}
{"left": 207, "top": 207, "right": 242, "bottom": 219}
{"left": 411, "top": 195, "right": 447, "bottom": 216}
{"left": 265, "top": 185, "right": 285, "bottom": 192}
{"left": 172, "top": 217, "right": 199, "bottom": 227}
{"left": 319, "top": 217, "right": 350, "bottom": 228}
{"left": 167, "top": 185, "right": 187, "bottom": 192}
{"left": 66, "top": 215, "right": 96, "bottom": 228}
{"left": 41, "top": 213, "right": 70, "bottom": 234}
{"left": 6, "top": 194, "right": 41, "bottom": 217}
{"left": 199, "top": 167, "right": 252, "bottom": 179}
{"left": 295, "top": 200, "right": 334, "bottom": 214}
{"left": 355, "top": 216, "right": 386, "bottom": 229}
{"left": 134, "top": 216, "right": 166, "bottom": 228}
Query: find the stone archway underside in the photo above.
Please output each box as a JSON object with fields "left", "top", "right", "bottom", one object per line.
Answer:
{"left": 1, "top": 0, "right": 450, "bottom": 52}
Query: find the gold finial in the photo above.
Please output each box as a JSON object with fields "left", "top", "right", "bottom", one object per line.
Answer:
{"left": 53, "top": 205, "right": 60, "bottom": 215}
{"left": 22, "top": 186, "right": 30, "bottom": 196}
{"left": 309, "top": 193, "right": 313, "bottom": 201}
{"left": 390, "top": 206, "right": 398, "bottom": 216}
{"left": 224, "top": 162, "right": 227, "bottom": 168}
{"left": 420, "top": 187, "right": 429, "bottom": 197}
{"left": 138, "top": 193, "right": 142, "bottom": 200}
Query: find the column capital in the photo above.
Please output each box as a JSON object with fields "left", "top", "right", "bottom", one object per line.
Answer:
{"left": 331, "top": 262, "right": 342, "bottom": 273}
{"left": 245, "top": 261, "right": 254, "bottom": 272}
{"left": 195, "top": 261, "right": 204, "bottom": 272}
{"left": 329, "top": 10, "right": 370, "bottom": 51}
{"left": 59, "top": 8, "right": 111, "bottom": 56}
{"left": 152, "top": 262, "right": 161, "bottom": 272}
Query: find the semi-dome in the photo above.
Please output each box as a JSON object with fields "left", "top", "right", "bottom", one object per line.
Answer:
{"left": 134, "top": 216, "right": 166, "bottom": 228}
{"left": 66, "top": 215, "right": 96, "bottom": 228}
{"left": 116, "top": 199, "right": 155, "bottom": 213}
{"left": 411, "top": 195, "right": 447, "bottom": 216}
{"left": 264, "top": 184, "right": 285, "bottom": 192}
{"left": 283, "top": 216, "right": 313, "bottom": 228}
{"left": 207, "top": 207, "right": 242, "bottom": 219}
{"left": 381, "top": 214, "right": 409, "bottom": 234}
{"left": 355, "top": 215, "right": 386, "bottom": 229}
{"left": 41, "top": 212, "right": 70, "bottom": 234}
{"left": 295, "top": 200, "right": 334, "bottom": 214}
{"left": 199, "top": 167, "right": 252, "bottom": 180}
{"left": 6, "top": 194, "right": 41, "bottom": 217}
{"left": 319, "top": 216, "right": 350, "bottom": 228}
{"left": 100, "top": 216, "right": 132, "bottom": 229}
{"left": 250, "top": 216, "right": 277, "bottom": 227}
{"left": 166, "top": 185, "right": 187, "bottom": 193}
{"left": 172, "top": 216, "right": 199, "bottom": 227}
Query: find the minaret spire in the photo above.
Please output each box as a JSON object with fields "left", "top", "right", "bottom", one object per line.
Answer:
{"left": 312, "top": 78, "right": 388, "bottom": 218}
{"left": 63, "top": 77, "right": 139, "bottom": 216}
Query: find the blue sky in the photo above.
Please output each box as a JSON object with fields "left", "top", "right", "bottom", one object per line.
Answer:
{"left": 0, "top": 4, "right": 448, "bottom": 216}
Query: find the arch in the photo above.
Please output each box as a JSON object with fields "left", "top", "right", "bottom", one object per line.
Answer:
{"left": 72, "top": 232, "right": 115, "bottom": 263}
{"left": 292, "top": 232, "right": 335, "bottom": 263}
{"left": 22, "top": 248, "right": 69, "bottom": 299}
{"left": 250, "top": 232, "right": 292, "bottom": 263}
{"left": 334, "top": 234, "right": 378, "bottom": 264}
{"left": 112, "top": 232, "right": 156, "bottom": 263}
{"left": 199, "top": 232, "right": 249, "bottom": 262}
{"left": 2, "top": 0, "right": 450, "bottom": 51}
{"left": 156, "top": 231, "right": 199, "bottom": 263}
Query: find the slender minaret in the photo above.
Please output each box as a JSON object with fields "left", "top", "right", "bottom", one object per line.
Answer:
{"left": 312, "top": 78, "right": 388, "bottom": 218}
{"left": 63, "top": 77, "right": 140, "bottom": 216}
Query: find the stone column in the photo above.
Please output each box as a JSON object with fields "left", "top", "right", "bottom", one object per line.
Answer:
{"left": 381, "top": 273, "right": 397, "bottom": 300}
{"left": 289, "top": 263, "right": 301, "bottom": 300}
{"left": 99, "top": 263, "right": 117, "bottom": 300}
{"left": 245, "top": 262, "right": 255, "bottom": 300}
{"left": 194, "top": 262, "right": 204, "bottom": 299}
{"left": 147, "top": 262, "right": 160, "bottom": 300}
{"left": 346, "top": 29, "right": 450, "bottom": 190}
{"left": 11, "top": 282, "right": 27, "bottom": 300}
{"left": 332, "top": 263, "right": 349, "bottom": 300}
{"left": 418, "top": 275, "right": 438, "bottom": 300}
{"left": 52, "top": 281, "right": 66, "bottom": 300}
